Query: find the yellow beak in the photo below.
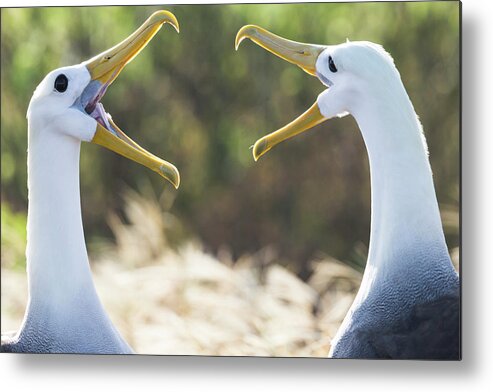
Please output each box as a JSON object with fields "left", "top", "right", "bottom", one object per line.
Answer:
{"left": 252, "top": 102, "right": 326, "bottom": 161}
{"left": 85, "top": 10, "right": 179, "bottom": 85}
{"left": 85, "top": 10, "right": 180, "bottom": 188}
{"left": 235, "top": 24, "right": 328, "bottom": 161}
{"left": 235, "top": 24, "right": 324, "bottom": 76}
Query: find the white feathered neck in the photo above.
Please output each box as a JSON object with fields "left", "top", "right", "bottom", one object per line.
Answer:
{"left": 17, "top": 118, "right": 131, "bottom": 353}
{"left": 26, "top": 123, "right": 95, "bottom": 302}
{"left": 348, "top": 67, "right": 454, "bottom": 302}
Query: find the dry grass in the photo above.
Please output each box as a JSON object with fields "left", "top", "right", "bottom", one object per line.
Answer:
{"left": 1, "top": 192, "right": 459, "bottom": 356}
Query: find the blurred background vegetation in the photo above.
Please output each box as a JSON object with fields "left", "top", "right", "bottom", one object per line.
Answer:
{"left": 1, "top": 2, "right": 459, "bottom": 276}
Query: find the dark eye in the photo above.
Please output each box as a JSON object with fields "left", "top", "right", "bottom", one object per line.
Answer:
{"left": 54, "top": 74, "right": 68, "bottom": 93}
{"left": 328, "top": 56, "right": 338, "bottom": 73}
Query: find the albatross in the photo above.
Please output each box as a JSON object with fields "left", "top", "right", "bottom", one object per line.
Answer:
{"left": 1, "top": 11, "right": 180, "bottom": 354}
{"left": 235, "top": 25, "right": 460, "bottom": 359}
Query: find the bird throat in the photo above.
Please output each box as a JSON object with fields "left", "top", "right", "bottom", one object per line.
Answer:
{"left": 353, "top": 91, "right": 451, "bottom": 273}
{"left": 16, "top": 120, "right": 132, "bottom": 353}
{"left": 25, "top": 128, "right": 100, "bottom": 310}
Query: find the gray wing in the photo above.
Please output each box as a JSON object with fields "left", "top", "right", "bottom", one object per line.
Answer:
{"left": 331, "top": 294, "right": 460, "bottom": 359}
{"left": 368, "top": 295, "right": 460, "bottom": 359}
{"left": 1, "top": 331, "right": 19, "bottom": 353}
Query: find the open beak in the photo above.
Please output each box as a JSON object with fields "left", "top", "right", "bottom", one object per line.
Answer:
{"left": 235, "top": 25, "right": 328, "bottom": 161}
{"left": 84, "top": 10, "right": 180, "bottom": 188}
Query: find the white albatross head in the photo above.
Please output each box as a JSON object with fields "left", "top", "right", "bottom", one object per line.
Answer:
{"left": 235, "top": 25, "right": 412, "bottom": 161}
{"left": 28, "top": 65, "right": 95, "bottom": 142}
{"left": 27, "top": 10, "right": 181, "bottom": 188}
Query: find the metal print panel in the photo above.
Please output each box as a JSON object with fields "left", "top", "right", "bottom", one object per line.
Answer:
{"left": 1, "top": 1, "right": 460, "bottom": 358}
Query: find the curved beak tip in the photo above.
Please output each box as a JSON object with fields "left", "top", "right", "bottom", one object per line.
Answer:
{"left": 234, "top": 38, "right": 241, "bottom": 51}
{"left": 234, "top": 34, "right": 243, "bottom": 51}
{"left": 151, "top": 10, "right": 180, "bottom": 33}
{"left": 173, "top": 175, "right": 181, "bottom": 190}
{"left": 160, "top": 164, "right": 181, "bottom": 189}
{"left": 235, "top": 25, "right": 257, "bottom": 51}
{"left": 252, "top": 138, "right": 270, "bottom": 162}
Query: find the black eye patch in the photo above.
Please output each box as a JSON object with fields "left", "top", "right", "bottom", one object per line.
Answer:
{"left": 54, "top": 74, "right": 68, "bottom": 93}
{"left": 328, "top": 56, "right": 338, "bottom": 73}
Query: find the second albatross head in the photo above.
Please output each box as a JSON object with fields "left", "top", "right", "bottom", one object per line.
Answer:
{"left": 235, "top": 25, "right": 402, "bottom": 161}
{"left": 27, "top": 11, "right": 181, "bottom": 188}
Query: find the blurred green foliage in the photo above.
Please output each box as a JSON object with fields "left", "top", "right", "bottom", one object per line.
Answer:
{"left": 1, "top": 3, "right": 459, "bottom": 273}
{"left": 1, "top": 203, "right": 27, "bottom": 270}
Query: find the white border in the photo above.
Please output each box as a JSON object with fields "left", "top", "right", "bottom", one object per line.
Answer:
{"left": 2, "top": 0, "right": 492, "bottom": 391}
